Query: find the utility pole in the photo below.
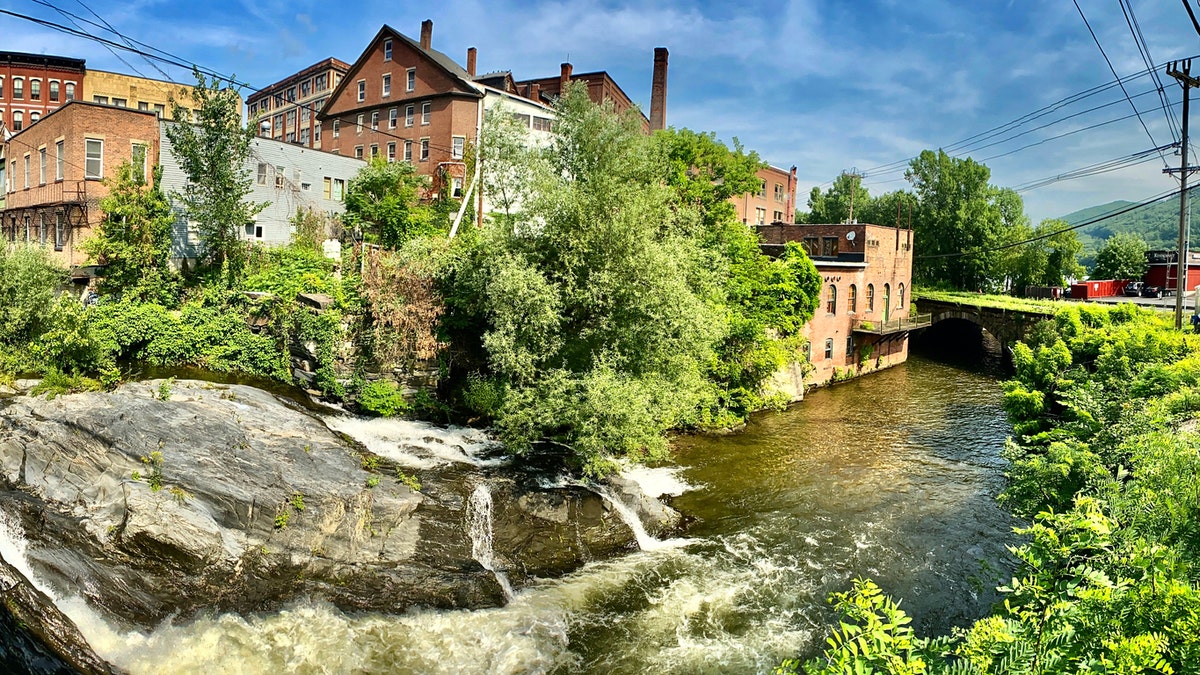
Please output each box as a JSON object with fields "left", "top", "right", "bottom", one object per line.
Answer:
{"left": 1166, "top": 59, "right": 1199, "bottom": 329}
{"left": 843, "top": 169, "right": 864, "bottom": 224}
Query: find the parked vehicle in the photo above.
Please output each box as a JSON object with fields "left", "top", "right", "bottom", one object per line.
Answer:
{"left": 1124, "top": 281, "right": 1144, "bottom": 297}
{"left": 1141, "top": 285, "right": 1164, "bottom": 298}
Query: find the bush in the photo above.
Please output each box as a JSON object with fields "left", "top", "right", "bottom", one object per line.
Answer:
{"left": 358, "top": 379, "right": 409, "bottom": 417}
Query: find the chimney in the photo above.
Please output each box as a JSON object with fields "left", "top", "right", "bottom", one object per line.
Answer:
{"left": 466, "top": 47, "right": 477, "bottom": 77}
{"left": 530, "top": 82, "right": 541, "bottom": 103}
{"left": 650, "top": 47, "right": 668, "bottom": 131}
{"left": 560, "top": 62, "right": 572, "bottom": 95}
{"left": 420, "top": 19, "right": 433, "bottom": 50}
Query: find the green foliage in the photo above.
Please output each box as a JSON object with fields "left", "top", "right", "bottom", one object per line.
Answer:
{"left": 344, "top": 157, "right": 434, "bottom": 247}
{"left": 0, "top": 245, "right": 67, "bottom": 348}
{"left": 357, "top": 379, "right": 410, "bottom": 417}
{"left": 85, "top": 162, "right": 180, "bottom": 304}
{"left": 395, "top": 469, "right": 421, "bottom": 491}
{"left": 165, "top": 68, "right": 266, "bottom": 283}
{"left": 290, "top": 492, "right": 305, "bottom": 512}
{"left": 289, "top": 207, "right": 331, "bottom": 253}
{"left": 28, "top": 367, "right": 102, "bottom": 399}
{"left": 157, "top": 377, "right": 174, "bottom": 401}
{"left": 1091, "top": 231, "right": 1149, "bottom": 281}
{"left": 140, "top": 451, "right": 164, "bottom": 492}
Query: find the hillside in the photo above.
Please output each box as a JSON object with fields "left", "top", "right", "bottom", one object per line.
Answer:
{"left": 1059, "top": 197, "right": 1186, "bottom": 254}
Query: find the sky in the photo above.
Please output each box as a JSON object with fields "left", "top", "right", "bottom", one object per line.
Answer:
{"left": 4, "top": 0, "right": 1200, "bottom": 223}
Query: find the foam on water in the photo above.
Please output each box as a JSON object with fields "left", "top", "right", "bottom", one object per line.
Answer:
{"left": 323, "top": 415, "right": 502, "bottom": 469}
{"left": 621, "top": 465, "right": 696, "bottom": 499}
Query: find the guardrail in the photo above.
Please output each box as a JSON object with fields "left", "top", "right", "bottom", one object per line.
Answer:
{"left": 854, "top": 313, "right": 932, "bottom": 335}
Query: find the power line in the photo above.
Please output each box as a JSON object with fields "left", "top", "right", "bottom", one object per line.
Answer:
{"left": 1120, "top": 0, "right": 1181, "bottom": 143}
{"left": 1012, "top": 145, "right": 1173, "bottom": 193}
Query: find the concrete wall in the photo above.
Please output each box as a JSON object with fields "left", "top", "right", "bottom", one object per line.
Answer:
{"left": 159, "top": 123, "right": 365, "bottom": 260}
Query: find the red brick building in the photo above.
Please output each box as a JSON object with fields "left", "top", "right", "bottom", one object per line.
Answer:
{"left": 1, "top": 101, "right": 160, "bottom": 266}
{"left": 735, "top": 165, "right": 797, "bottom": 226}
{"left": 758, "top": 222, "right": 919, "bottom": 388}
{"left": 514, "top": 62, "right": 653, "bottom": 131}
{"left": 246, "top": 57, "right": 349, "bottom": 150}
{"left": 1144, "top": 249, "right": 1200, "bottom": 293}
{"left": 1, "top": 52, "right": 85, "bottom": 137}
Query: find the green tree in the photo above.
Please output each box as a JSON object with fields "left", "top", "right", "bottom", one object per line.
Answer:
{"left": 858, "top": 189, "right": 917, "bottom": 229}
{"left": 654, "top": 128, "right": 763, "bottom": 229}
{"left": 479, "top": 106, "right": 542, "bottom": 225}
{"left": 0, "top": 245, "right": 66, "bottom": 346}
{"left": 165, "top": 69, "right": 266, "bottom": 284}
{"left": 1091, "top": 231, "right": 1149, "bottom": 281}
{"left": 800, "top": 171, "right": 870, "bottom": 224}
{"left": 1037, "top": 219, "right": 1085, "bottom": 287}
{"left": 344, "top": 157, "right": 433, "bottom": 247}
{"left": 84, "top": 162, "right": 179, "bottom": 304}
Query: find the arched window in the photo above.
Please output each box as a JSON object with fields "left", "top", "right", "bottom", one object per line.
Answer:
{"left": 866, "top": 284, "right": 875, "bottom": 312}
{"left": 848, "top": 284, "right": 858, "bottom": 313}
{"left": 899, "top": 283, "right": 906, "bottom": 307}
{"left": 826, "top": 284, "right": 837, "bottom": 314}
{"left": 824, "top": 338, "right": 834, "bottom": 360}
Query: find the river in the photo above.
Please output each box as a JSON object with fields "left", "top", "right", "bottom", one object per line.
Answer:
{"left": 6, "top": 355, "right": 1017, "bottom": 674}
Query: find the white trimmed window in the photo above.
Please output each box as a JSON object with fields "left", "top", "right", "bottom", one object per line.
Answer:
{"left": 420, "top": 138, "right": 429, "bottom": 161}
{"left": 357, "top": 79, "right": 365, "bottom": 102}
{"left": 382, "top": 74, "right": 391, "bottom": 98}
{"left": 406, "top": 68, "right": 415, "bottom": 92}
{"left": 85, "top": 139, "right": 103, "bottom": 179}
{"left": 389, "top": 108, "right": 397, "bottom": 129}
{"left": 356, "top": 114, "right": 363, "bottom": 134}
{"left": 403, "top": 140, "right": 412, "bottom": 162}
{"left": 421, "top": 101, "right": 431, "bottom": 125}
{"left": 65, "top": 82, "right": 75, "bottom": 100}
{"left": 387, "top": 142, "right": 396, "bottom": 162}
{"left": 452, "top": 136, "right": 465, "bottom": 160}
{"left": 405, "top": 104, "right": 414, "bottom": 127}
{"left": 384, "top": 39, "right": 393, "bottom": 61}
{"left": 333, "top": 119, "right": 340, "bottom": 138}
{"left": 371, "top": 111, "right": 378, "bottom": 130}
{"left": 55, "top": 141, "right": 63, "bottom": 180}
{"left": 39, "top": 147, "right": 46, "bottom": 184}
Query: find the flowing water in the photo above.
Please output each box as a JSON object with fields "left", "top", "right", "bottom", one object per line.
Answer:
{"left": 1, "top": 355, "right": 1017, "bottom": 674}
{"left": 467, "top": 483, "right": 516, "bottom": 601}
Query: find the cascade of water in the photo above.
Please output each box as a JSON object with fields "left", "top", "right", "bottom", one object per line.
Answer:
{"left": 467, "top": 483, "right": 515, "bottom": 601}
{"left": 591, "top": 486, "right": 688, "bottom": 552}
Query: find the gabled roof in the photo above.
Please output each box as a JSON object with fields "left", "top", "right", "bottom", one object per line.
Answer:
{"left": 320, "top": 24, "right": 481, "bottom": 119}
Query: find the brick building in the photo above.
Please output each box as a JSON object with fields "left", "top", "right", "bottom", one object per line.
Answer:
{"left": 1, "top": 101, "right": 160, "bottom": 266}
{"left": 0, "top": 52, "right": 85, "bottom": 137}
{"left": 246, "top": 57, "right": 350, "bottom": 150}
{"left": 513, "top": 61, "right": 653, "bottom": 131}
{"left": 82, "top": 70, "right": 197, "bottom": 121}
{"left": 735, "top": 165, "right": 797, "bottom": 226}
{"left": 758, "top": 221, "right": 920, "bottom": 388}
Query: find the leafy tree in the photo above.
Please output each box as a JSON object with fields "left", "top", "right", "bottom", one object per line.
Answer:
{"left": 479, "top": 106, "right": 541, "bottom": 224}
{"left": 344, "top": 157, "right": 433, "bottom": 247}
{"left": 1091, "top": 231, "right": 1149, "bottom": 281}
{"left": 85, "top": 162, "right": 179, "bottom": 304}
{"left": 165, "top": 69, "right": 266, "bottom": 284}
{"left": 0, "top": 245, "right": 66, "bottom": 346}
{"left": 654, "top": 127, "right": 763, "bottom": 229}
{"left": 800, "top": 172, "right": 870, "bottom": 224}
{"left": 858, "top": 189, "right": 917, "bottom": 229}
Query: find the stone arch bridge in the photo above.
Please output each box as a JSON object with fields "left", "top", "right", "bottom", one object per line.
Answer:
{"left": 914, "top": 297, "right": 1056, "bottom": 348}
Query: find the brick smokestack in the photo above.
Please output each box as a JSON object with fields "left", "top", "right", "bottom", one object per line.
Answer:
{"left": 530, "top": 82, "right": 540, "bottom": 102}
{"left": 420, "top": 19, "right": 433, "bottom": 50}
{"left": 650, "top": 47, "right": 668, "bottom": 131}
{"left": 560, "top": 62, "right": 572, "bottom": 95}
{"left": 466, "top": 47, "right": 477, "bottom": 77}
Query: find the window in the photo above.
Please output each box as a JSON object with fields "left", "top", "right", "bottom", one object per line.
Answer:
{"left": 153, "top": 103, "right": 164, "bottom": 118}
{"left": 774, "top": 183, "right": 785, "bottom": 203}
{"left": 406, "top": 68, "right": 415, "bottom": 92}
{"left": 138, "top": 101, "right": 149, "bottom": 111}
{"left": 0, "top": 77, "right": 4, "bottom": 98}
{"left": 287, "top": 86, "right": 296, "bottom": 102}
{"left": 802, "top": 237, "right": 819, "bottom": 256}
{"left": 821, "top": 236, "right": 838, "bottom": 257}
{"left": 29, "top": 111, "right": 39, "bottom": 124}
{"left": 803, "top": 341, "right": 812, "bottom": 361}
{"left": 824, "top": 338, "right": 834, "bottom": 361}
{"left": 65, "top": 82, "right": 75, "bottom": 101}
{"left": 848, "top": 284, "right": 857, "bottom": 313}
{"left": 323, "top": 177, "right": 332, "bottom": 199}
{"left": 257, "top": 163, "right": 268, "bottom": 185}
{"left": 404, "top": 140, "right": 412, "bottom": 162}
{"left": 301, "top": 80, "right": 310, "bottom": 97}
{"left": 371, "top": 111, "right": 379, "bottom": 130}
{"left": 532, "top": 116, "right": 552, "bottom": 132}
{"left": 286, "top": 132, "right": 296, "bottom": 143}
{"left": 301, "top": 106, "right": 310, "bottom": 124}
{"left": 40, "top": 214, "right": 47, "bottom": 245}
{"left": 49, "top": 80, "right": 59, "bottom": 102}
{"left": 55, "top": 141, "right": 63, "bottom": 181}
{"left": 316, "top": 73, "right": 328, "bottom": 91}
{"left": 132, "top": 143, "right": 147, "bottom": 182}
{"left": 333, "top": 178, "right": 345, "bottom": 200}
{"left": 421, "top": 101, "right": 431, "bottom": 125}
{"left": 333, "top": 119, "right": 340, "bottom": 138}
{"left": 275, "top": 165, "right": 285, "bottom": 189}
{"left": 23, "top": 154, "right": 30, "bottom": 188}
{"left": 23, "top": 216, "right": 29, "bottom": 242}
{"left": 370, "top": 144, "right": 379, "bottom": 158}
{"left": 12, "top": 111, "right": 22, "bottom": 132}
{"left": 84, "top": 138, "right": 103, "bottom": 176}
{"left": 884, "top": 284, "right": 891, "bottom": 313}
{"left": 286, "top": 109, "right": 296, "bottom": 126}
{"left": 13, "top": 78, "right": 23, "bottom": 99}
{"left": 452, "top": 177, "right": 463, "bottom": 198}
{"left": 898, "top": 283, "right": 906, "bottom": 307}
{"left": 55, "top": 211, "right": 64, "bottom": 251}
{"left": 300, "top": 128, "right": 309, "bottom": 144}
{"left": 866, "top": 284, "right": 875, "bottom": 312}
{"left": 39, "top": 147, "right": 45, "bottom": 185}
{"left": 382, "top": 74, "right": 391, "bottom": 97}
{"left": 384, "top": 39, "right": 393, "bottom": 61}
{"left": 846, "top": 336, "right": 854, "bottom": 358}
{"left": 755, "top": 207, "right": 765, "bottom": 226}
{"left": 773, "top": 210, "right": 784, "bottom": 222}
{"left": 511, "top": 113, "right": 531, "bottom": 128}
{"left": 757, "top": 179, "right": 766, "bottom": 197}
{"left": 254, "top": 224, "right": 264, "bottom": 240}
{"left": 420, "top": 138, "right": 429, "bottom": 161}
{"left": 113, "top": 98, "right": 127, "bottom": 108}
{"left": 357, "top": 79, "right": 366, "bottom": 102}
{"left": 314, "top": 123, "right": 321, "bottom": 142}
{"left": 452, "top": 136, "right": 465, "bottom": 159}
{"left": 826, "top": 284, "right": 837, "bottom": 314}
{"left": 356, "top": 114, "right": 363, "bottom": 134}
{"left": 389, "top": 107, "right": 397, "bottom": 129}
{"left": 405, "top": 104, "right": 414, "bottom": 127}
{"left": 387, "top": 142, "right": 396, "bottom": 162}
{"left": 0, "top": 163, "right": 5, "bottom": 195}
{"left": 30, "top": 79, "right": 40, "bottom": 100}
{"left": 354, "top": 145, "right": 363, "bottom": 159}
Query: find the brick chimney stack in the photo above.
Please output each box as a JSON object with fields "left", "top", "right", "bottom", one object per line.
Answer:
{"left": 530, "top": 82, "right": 541, "bottom": 102}
{"left": 650, "top": 47, "right": 668, "bottom": 131}
{"left": 560, "top": 62, "right": 572, "bottom": 95}
{"left": 467, "top": 47, "right": 477, "bottom": 77}
{"left": 420, "top": 19, "right": 433, "bottom": 50}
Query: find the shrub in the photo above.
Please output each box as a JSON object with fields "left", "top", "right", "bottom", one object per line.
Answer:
{"left": 357, "top": 379, "right": 409, "bottom": 417}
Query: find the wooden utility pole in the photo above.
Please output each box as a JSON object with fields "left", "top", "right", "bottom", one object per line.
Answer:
{"left": 1166, "top": 59, "right": 1199, "bottom": 329}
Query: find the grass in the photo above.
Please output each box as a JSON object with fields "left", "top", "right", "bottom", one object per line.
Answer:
{"left": 915, "top": 289, "right": 1080, "bottom": 314}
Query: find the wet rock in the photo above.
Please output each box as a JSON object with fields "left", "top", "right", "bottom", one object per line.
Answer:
{"left": 602, "top": 474, "right": 683, "bottom": 538}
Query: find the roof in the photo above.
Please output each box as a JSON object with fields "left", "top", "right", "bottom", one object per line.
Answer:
{"left": 247, "top": 57, "right": 352, "bottom": 103}
{"left": 0, "top": 51, "right": 85, "bottom": 72}
{"left": 4, "top": 100, "right": 158, "bottom": 144}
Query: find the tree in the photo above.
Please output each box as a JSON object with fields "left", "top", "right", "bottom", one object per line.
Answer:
{"left": 800, "top": 172, "right": 870, "bottom": 224}
{"left": 858, "top": 189, "right": 917, "bottom": 229}
{"left": 654, "top": 128, "right": 763, "bottom": 229}
{"left": 1037, "top": 219, "right": 1084, "bottom": 287}
{"left": 479, "top": 106, "right": 541, "bottom": 224}
{"left": 165, "top": 69, "right": 266, "bottom": 283}
{"left": 1091, "top": 231, "right": 1148, "bottom": 280}
{"left": 343, "top": 157, "right": 433, "bottom": 248}
{"left": 84, "top": 162, "right": 179, "bottom": 304}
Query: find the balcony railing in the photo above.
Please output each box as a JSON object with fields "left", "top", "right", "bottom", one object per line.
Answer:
{"left": 853, "top": 313, "right": 932, "bottom": 335}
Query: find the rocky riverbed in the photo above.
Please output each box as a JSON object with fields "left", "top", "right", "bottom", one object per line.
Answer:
{"left": 0, "top": 380, "right": 682, "bottom": 672}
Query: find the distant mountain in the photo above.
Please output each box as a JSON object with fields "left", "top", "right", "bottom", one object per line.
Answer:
{"left": 1059, "top": 198, "right": 1185, "bottom": 254}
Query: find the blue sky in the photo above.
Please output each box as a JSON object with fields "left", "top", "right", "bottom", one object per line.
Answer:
{"left": 5, "top": 0, "right": 1200, "bottom": 223}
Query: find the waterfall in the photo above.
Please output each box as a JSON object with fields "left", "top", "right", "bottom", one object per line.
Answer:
{"left": 591, "top": 486, "right": 687, "bottom": 552}
{"left": 467, "top": 483, "right": 515, "bottom": 601}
